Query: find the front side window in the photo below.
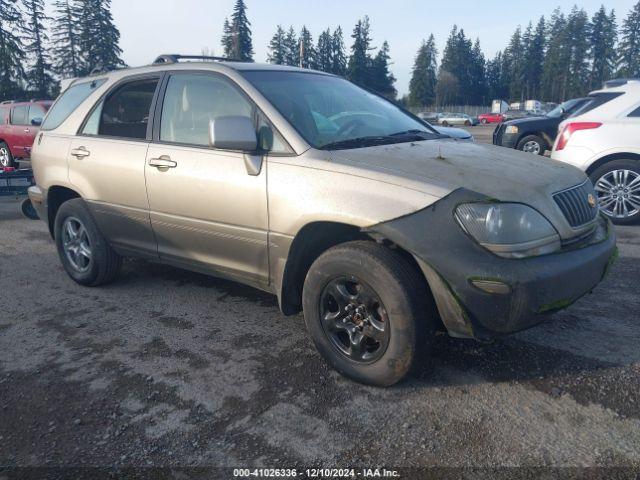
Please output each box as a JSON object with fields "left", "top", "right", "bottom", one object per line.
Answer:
{"left": 42, "top": 79, "right": 106, "bottom": 131}
{"left": 160, "top": 74, "right": 252, "bottom": 147}
{"left": 629, "top": 105, "right": 640, "bottom": 118}
{"left": 11, "top": 105, "right": 28, "bottom": 125}
{"left": 242, "top": 71, "right": 438, "bottom": 149}
{"left": 97, "top": 78, "right": 159, "bottom": 139}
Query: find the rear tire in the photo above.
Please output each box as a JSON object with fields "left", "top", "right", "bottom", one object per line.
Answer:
{"left": 54, "top": 198, "right": 122, "bottom": 286}
{"left": 0, "top": 142, "right": 15, "bottom": 168}
{"left": 302, "top": 241, "right": 435, "bottom": 387}
{"left": 465, "top": 120, "right": 471, "bottom": 126}
{"left": 481, "top": 118, "right": 488, "bottom": 124}
{"left": 590, "top": 159, "right": 640, "bottom": 225}
{"left": 442, "top": 121, "right": 449, "bottom": 127}
{"left": 517, "top": 135, "right": 547, "bottom": 156}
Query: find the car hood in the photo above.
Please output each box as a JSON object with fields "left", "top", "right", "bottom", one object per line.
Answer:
{"left": 329, "top": 139, "right": 589, "bottom": 238}
{"left": 504, "top": 115, "right": 554, "bottom": 127}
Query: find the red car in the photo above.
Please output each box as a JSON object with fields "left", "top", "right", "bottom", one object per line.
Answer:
{"left": 478, "top": 112, "right": 505, "bottom": 124}
{"left": 0, "top": 100, "right": 52, "bottom": 168}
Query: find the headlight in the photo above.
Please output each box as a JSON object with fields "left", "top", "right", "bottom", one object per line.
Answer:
{"left": 455, "top": 203, "right": 561, "bottom": 258}
{"left": 505, "top": 125, "right": 519, "bottom": 134}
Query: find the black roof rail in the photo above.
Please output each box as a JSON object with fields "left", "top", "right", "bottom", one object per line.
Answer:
{"left": 152, "top": 54, "right": 247, "bottom": 65}
{"left": 603, "top": 78, "right": 640, "bottom": 89}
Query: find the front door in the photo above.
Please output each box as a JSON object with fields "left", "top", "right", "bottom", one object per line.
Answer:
{"left": 145, "top": 72, "right": 269, "bottom": 285}
{"left": 68, "top": 75, "right": 161, "bottom": 255}
{"left": 9, "top": 104, "right": 30, "bottom": 158}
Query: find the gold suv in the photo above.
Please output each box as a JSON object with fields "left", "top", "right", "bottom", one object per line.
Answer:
{"left": 29, "top": 55, "right": 616, "bottom": 386}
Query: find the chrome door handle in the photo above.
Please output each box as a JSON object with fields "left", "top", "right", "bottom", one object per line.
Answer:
{"left": 148, "top": 156, "right": 177, "bottom": 170}
{"left": 70, "top": 147, "right": 90, "bottom": 158}
{"left": 24, "top": 128, "right": 30, "bottom": 133}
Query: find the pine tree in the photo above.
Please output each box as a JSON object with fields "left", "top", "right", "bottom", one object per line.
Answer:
{"left": 315, "top": 28, "right": 333, "bottom": 72}
{"left": 299, "top": 26, "right": 315, "bottom": 69}
{"left": 370, "top": 40, "right": 396, "bottom": 99}
{"left": 330, "top": 26, "right": 347, "bottom": 76}
{"left": 486, "top": 51, "right": 508, "bottom": 100}
{"left": 0, "top": 0, "right": 26, "bottom": 100}
{"left": 267, "top": 25, "right": 286, "bottom": 65}
{"left": 505, "top": 26, "right": 524, "bottom": 101}
{"left": 618, "top": 0, "right": 640, "bottom": 77}
{"left": 408, "top": 35, "right": 438, "bottom": 107}
{"left": 589, "top": 6, "right": 617, "bottom": 89}
{"left": 283, "top": 26, "right": 298, "bottom": 66}
{"left": 347, "top": 16, "right": 374, "bottom": 88}
{"left": 77, "top": 0, "right": 124, "bottom": 75}
{"left": 523, "top": 17, "right": 545, "bottom": 99}
{"left": 542, "top": 8, "right": 571, "bottom": 102}
{"left": 221, "top": 0, "right": 253, "bottom": 61}
{"left": 470, "top": 38, "right": 486, "bottom": 104}
{"left": 23, "top": 0, "right": 55, "bottom": 97}
{"left": 566, "top": 6, "right": 590, "bottom": 99}
{"left": 438, "top": 26, "right": 474, "bottom": 104}
{"left": 51, "top": 0, "right": 81, "bottom": 78}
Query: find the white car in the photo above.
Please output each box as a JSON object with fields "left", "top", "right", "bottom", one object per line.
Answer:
{"left": 551, "top": 79, "right": 640, "bottom": 225}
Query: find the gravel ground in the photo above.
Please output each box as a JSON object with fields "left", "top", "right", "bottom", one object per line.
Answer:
{"left": 1, "top": 146, "right": 639, "bottom": 477}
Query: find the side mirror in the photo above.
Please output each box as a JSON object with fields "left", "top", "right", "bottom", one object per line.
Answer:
{"left": 209, "top": 116, "right": 257, "bottom": 152}
{"left": 31, "top": 117, "right": 43, "bottom": 126}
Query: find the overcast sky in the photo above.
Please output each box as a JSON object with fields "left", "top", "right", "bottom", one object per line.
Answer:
{"left": 50, "top": 0, "right": 639, "bottom": 95}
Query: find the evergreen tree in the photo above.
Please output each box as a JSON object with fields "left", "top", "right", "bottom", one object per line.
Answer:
{"left": 77, "top": 0, "right": 124, "bottom": 75}
{"left": 486, "top": 51, "right": 509, "bottom": 100}
{"left": 505, "top": 26, "right": 524, "bottom": 101}
{"left": 315, "top": 28, "right": 333, "bottom": 72}
{"left": 589, "top": 6, "right": 617, "bottom": 89}
{"left": 370, "top": 40, "right": 396, "bottom": 99}
{"left": 267, "top": 25, "right": 286, "bottom": 64}
{"left": 408, "top": 35, "right": 438, "bottom": 107}
{"left": 470, "top": 38, "right": 486, "bottom": 104}
{"left": 330, "top": 26, "right": 347, "bottom": 76}
{"left": 347, "top": 16, "right": 374, "bottom": 87}
{"left": 221, "top": 0, "right": 253, "bottom": 61}
{"left": 438, "top": 26, "right": 474, "bottom": 104}
{"left": 566, "top": 6, "right": 590, "bottom": 99}
{"left": 283, "top": 26, "right": 299, "bottom": 66}
{"left": 618, "top": 0, "right": 640, "bottom": 77}
{"left": 51, "top": 0, "right": 81, "bottom": 78}
{"left": 23, "top": 0, "right": 55, "bottom": 97}
{"left": 299, "top": 26, "right": 315, "bottom": 69}
{"left": 523, "top": 17, "right": 545, "bottom": 99}
{"left": 0, "top": 0, "right": 26, "bottom": 99}
{"left": 542, "top": 8, "right": 571, "bottom": 102}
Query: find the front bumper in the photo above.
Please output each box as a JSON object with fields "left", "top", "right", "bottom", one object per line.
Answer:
{"left": 368, "top": 189, "right": 617, "bottom": 340}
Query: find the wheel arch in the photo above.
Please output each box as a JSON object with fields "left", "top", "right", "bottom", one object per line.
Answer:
{"left": 46, "top": 185, "right": 81, "bottom": 238}
{"left": 585, "top": 152, "right": 640, "bottom": 176}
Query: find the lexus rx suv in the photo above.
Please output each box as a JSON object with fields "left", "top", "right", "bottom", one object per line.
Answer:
{"left": 0, "top": 99, "right": 52, "bottom": 167}
{"left": 552, "top": 79, "right": 640, "bottom": 225}
{"left": 28, "top": 55, "right": 616, "bottom": 386}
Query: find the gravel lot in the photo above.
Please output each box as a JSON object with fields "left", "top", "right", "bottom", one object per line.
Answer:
{"left": 1, "top": 136, "right": 639, "bottom": 476}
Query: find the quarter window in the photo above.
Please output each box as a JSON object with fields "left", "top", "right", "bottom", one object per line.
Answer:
{"left": 629, "top": 106, "right": 640, "bottom": 117}
{"left": 97, "top": 78, "right": 159, "bottom": 139}
{"left": 42, "top": 79, "right": 106, "bottom": 131}
{"left": 160, "top": 74, "right": 253, "bottom": 147}
{"left": 28, "top": 105, "right": 46, "bottom": 124}
{"left": 11, "top": 105, "right": 28, "bottom": 125}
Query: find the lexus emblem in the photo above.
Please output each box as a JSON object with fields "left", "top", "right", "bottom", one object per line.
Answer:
{"left": 588, "top": 194, "right": 597, "bottom": 208}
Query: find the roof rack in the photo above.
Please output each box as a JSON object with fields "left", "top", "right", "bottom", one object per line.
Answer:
{"left": 152, "top": 54, "right": 247, "bottom": 65}
{"left": 0, "top": 100, "right": 16, "bottom": 105}
{"left": 603, "top": 78, "right": 640, "bottom": 89}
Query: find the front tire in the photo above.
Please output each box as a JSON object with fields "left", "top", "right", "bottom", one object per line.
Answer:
{"left": 0, "top": 142, "right": 15, "bottom": 168}
{"left": 54, "top": 198, "right": 122, "bottom": 286}
{"left": 302, "top": 241, "right": 435, "bottom": 387}
{"left": 590, "top": 159, "right": 640, "bottom": 225}
{"left": 481, "top": 118, "right": 488, "bottom": 125}
{"left": 517, "top": 135, "right": 547, "bottom": 155}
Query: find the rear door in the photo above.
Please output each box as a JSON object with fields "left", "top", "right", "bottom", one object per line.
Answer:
{"left": 68, "top": 74, "right": 162, "bottom": 255}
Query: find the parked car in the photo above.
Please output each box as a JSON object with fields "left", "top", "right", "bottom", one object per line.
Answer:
{"left": 417, "top": 111, "right": 441, "bottom": 124}
{"left": 493, "top": 98, "right": 592, "bottom": 155}
{"left": 29, "top": 55, "right": 616, "bottom": 386}
{"left": 438, "top": 113, "right": 478, "bottom": 126}
{"left": 552, "top": 79, "right": 640, "bottom": 225}
{"left": 478, "top": 112, "right": 504, "bottom": 124}
{"left": 0, "top": 100, "right": 52, "bottom": 167}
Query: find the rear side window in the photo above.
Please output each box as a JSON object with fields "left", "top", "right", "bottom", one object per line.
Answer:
{"left": 572, "top": 92, "right": 624, "bottom": 116}
{"left": 42, "top": 79, "right": 106, "bottom": 131}
{"left": 629, "top": 106, "right": 640, "bottom": 117}
{"left": 95, "top": 78, "right": 159, "bottom": 140}
{"left": 11, "top": 105, "right": 28, "bottom": 125}
{"left": 160, "top": 74, "right": 252, "bottom": 146}
{"left": 28, "top": 104, "right": 46, "bottom": 124}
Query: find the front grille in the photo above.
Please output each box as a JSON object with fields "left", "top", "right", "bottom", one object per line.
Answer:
{"left": 553, "top": 180, "right": 599, "bottom": 228}
{"left": 492, "top": 124, "right": 504, "bottom": 145}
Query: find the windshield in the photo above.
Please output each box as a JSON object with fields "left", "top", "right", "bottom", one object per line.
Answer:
{"left": 546, "top": 98, "right": 583, "bottom": 118}
{"left": 242, "top": 71, "right": 438, "bottom": 149}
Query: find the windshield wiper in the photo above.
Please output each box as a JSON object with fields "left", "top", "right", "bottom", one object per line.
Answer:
{"left": 319, "top": 131, "right": 433, "bottom": 150}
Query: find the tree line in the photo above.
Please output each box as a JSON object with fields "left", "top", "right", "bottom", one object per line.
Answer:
{"left": 0, "top": 0, "right": 124, "bottom": 101}
{"left": 222, "top": 0, "right": 640, "bottom": 107}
